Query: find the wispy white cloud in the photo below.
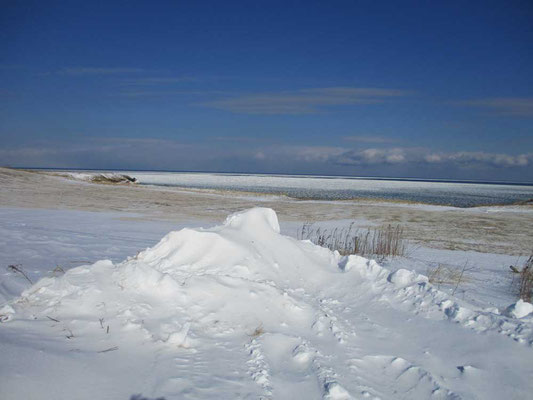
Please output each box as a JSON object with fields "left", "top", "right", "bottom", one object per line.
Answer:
{"left": 337, "top": 147, "right": 533, "bottom": 168}
{"left": 119, "top": 77, "right": 197, "bottom": 86}
{"left": 202, "top": 87, "right": 411, "bottom": 114}
{"left": 2, "top": 140, "right": 531, "bottom": 175}
{"left": 424, "top": 151, "right": 531, "bottom": 167}
{"left": 0, "top": 137, "right": 188, "bottom": 157}
{"left": 336, "top": 147, "right": 412, "bottom": 165}
{"left": 284, "top": 145, "right": 346, "bottom": 162}
{"left": 0, "top": 137, "right": 192, "bottom": 169}
{"left": 254, "top": 145, "right": 532, "bottom": 169}
{"left": 115, "top": 89, "right": 225, "bottom": 98}
{"left": 0, "top": 64, "right": 26, "bottom": 70}
{"left": 58, "top": 67, "right": 145, "bottom": 76}
{"left": 246, "top": 145, "right": 345, "bottom": 162}
{"left": 214, "top": 136, "right": 274, "bottom": 143}
{"left": 457, "top": 97, "right": 533, "bottom": 117}
{"left": 343, "top": 135, "right": 399, "bottom": 144}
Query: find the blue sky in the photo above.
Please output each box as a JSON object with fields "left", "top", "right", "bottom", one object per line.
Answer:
{"left": 1, "top": 0, "right": 532, "bottom": 181}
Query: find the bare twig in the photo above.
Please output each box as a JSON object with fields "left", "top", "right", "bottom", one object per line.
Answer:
{"left": 427, "top": 262, "right": 472, "bottom": 294}
{"left": 7, "top": 264, "right": 33, "bottom": 284}
{"left": 52, "top": 266, "right": 65, "bottom": 275}
{"left": 510, "top": 253, "right": 533, "bottom": 302}
{"left": 46, "top": 316, "right": 60, "bottom": 323}
{"left": 452, "top": 262, "right": 470, "bottom": 296}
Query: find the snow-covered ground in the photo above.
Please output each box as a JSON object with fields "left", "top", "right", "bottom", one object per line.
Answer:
{"left": 0, "top": 208, "right": 209, "bottom": 305}
{"left": 1, "top": 207, "right": 532, "bottom": 399}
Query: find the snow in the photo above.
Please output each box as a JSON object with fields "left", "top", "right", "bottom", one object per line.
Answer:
{"left": 505, "top": 300, "right": 533, "bottom": 319}
{"left": 0, "top": 208, "right": 206, "bottom": 305}
{"left": 387, "top": 268, "right": 428, "bottom": 287}
{"left": 1, "top": 207, "right": 533, "bottom": 399}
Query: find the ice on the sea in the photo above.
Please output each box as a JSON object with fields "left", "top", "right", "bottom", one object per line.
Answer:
{"left": 57, "top": 170, "right": 533, "bottom": 207}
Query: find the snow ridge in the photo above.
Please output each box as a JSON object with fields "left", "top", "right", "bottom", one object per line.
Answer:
{"left": 347, "top": 257, "right": 533, "bottom": 345}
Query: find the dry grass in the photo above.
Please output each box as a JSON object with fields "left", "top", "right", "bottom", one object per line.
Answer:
{"left": 510, "top": 254, "right": 533, "bottom": 302}
{"left": 51, "top": 265, "right": 65, "bottom": 276}
{"left": 298, "top": 222, "right": 407, "bottom": 258}
{"left": 7, "top": 264, "right": 32, "bottom": 284}
{"left": 427, "top": 263, "right": 471, "bottom": 295}
{"left": 248, "top": 324, "right": 265, "bottom": 337}
{"left": 89, "top": 174, "right": 136, "bottom": 184}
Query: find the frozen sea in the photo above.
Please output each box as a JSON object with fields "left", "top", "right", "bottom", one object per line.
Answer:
{"left": 35, "top": 169, "right": 533, "bottom": 207}
{"left": 121, "top": 171, "right": 533, "bottom": 207}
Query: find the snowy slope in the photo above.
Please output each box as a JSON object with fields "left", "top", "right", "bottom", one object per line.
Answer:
{"left": 0, "top": 208, "right": 206, "bottom": 306}
{"left": 1, "top": 208, "right": 532, "bottom": 399}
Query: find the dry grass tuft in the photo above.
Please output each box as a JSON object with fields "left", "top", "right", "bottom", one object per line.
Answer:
{"left": 510, "top": 253, "right": 533, "bottom": 302}
{"left": 7, "top": 264, "right": 32, "bottom": 284}
{"left": 298, "top": 222, "right": 407, "bottom": 258}
{"left": 90, "top": 174, "right": 136, "bottom": 184}
{"left": 248, "top": 324, "right": 265, "bottom": 337}
{"left": 427, "top": 263, "right": 471, "bottom": 295}
{"left": 51, "top": 265, "right": 65, "bottom": 276}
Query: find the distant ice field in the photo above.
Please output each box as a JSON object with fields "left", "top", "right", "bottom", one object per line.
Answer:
{"left": 124, "top": 171, "right": 533, "bottom": 207}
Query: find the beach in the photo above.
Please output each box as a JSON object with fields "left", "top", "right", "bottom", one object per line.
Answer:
{"left": 2, "top": 167, "right": 532, "bottom": 255}
{"left": 2, "top": 167, "right": 533, "bottom": 399}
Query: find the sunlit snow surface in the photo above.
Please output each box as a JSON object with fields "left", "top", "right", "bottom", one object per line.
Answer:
{"left": 1, "top": 208, "right": 533, "bottom": 400}
{"left": 125, "top": 172, "right": 533, "bottom": 207}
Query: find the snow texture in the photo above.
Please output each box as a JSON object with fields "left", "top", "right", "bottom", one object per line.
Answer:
{"left": 505, "top": 299, "right": 533, "bottom": 319}
{"left": 1, "top": 208, "right": 533, "bottom": 399}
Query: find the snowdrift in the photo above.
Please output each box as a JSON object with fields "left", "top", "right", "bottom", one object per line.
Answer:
{"left": 1, "top": 208, "right": 533, "bottom": 399}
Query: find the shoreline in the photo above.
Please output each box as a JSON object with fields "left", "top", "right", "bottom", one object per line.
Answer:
{"left": 1, "top": 167, "right": 532, "bottom": 255}
{"left": 21, "top": 167, "right": 533, "bottom": 208}
{"left": 15, "top": 166, "right": 533, "bottom": 187}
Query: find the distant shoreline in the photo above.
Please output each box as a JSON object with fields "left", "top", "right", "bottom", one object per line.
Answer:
{"left": 12, "top": 166, "right": 533, "bottom": 187}
{"left": 1, "top": 167, "right": 532, "bottom": 255}
{"left": 21, "top": 167, "right": 533, "bottom": 208}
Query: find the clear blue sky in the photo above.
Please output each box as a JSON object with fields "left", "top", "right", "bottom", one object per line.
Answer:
{"left": 1, "top": 0, "right": 532, "bottom": 181}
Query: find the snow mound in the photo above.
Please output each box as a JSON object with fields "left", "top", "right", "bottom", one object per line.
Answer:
{"left": 387, "top": 268, "right": 428, "bottom": 287}
{"left": 224, "top": 206, "right": 280, "bottom": 233}
{"left": 3, "top": 208, "right": 533, "bottom": 399}
{"left": 505, "top": 299, "right": 533, "bottom": 319}
{"left": 15, "top": 208, "right": 335, "bottom": 338}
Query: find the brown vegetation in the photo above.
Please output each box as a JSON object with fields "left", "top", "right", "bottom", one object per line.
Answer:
{"left": 297, "top": 222, "right": 407, "bottom": 258}
{"left": 510, "top": 253, "right": 533, "bottom": 302}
